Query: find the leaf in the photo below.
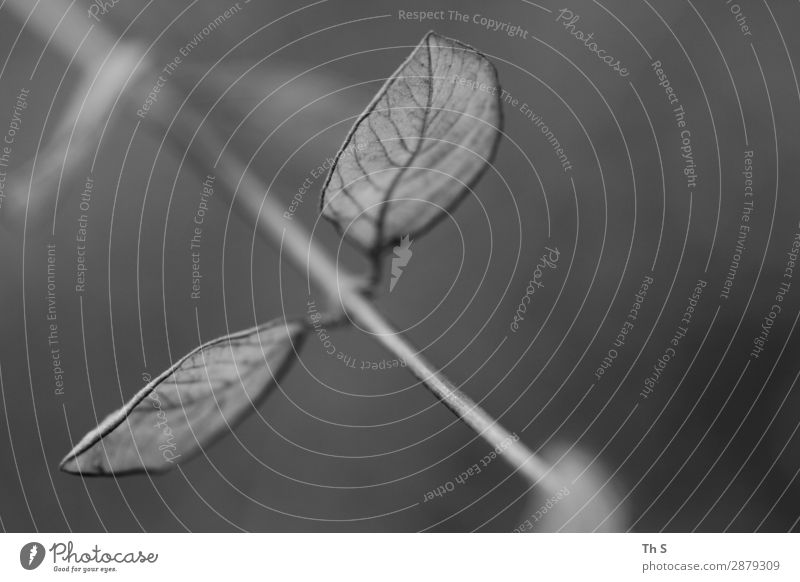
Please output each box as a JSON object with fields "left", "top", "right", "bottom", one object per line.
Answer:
{"left": 320, "top": 31, "right": 502, "bottom": 253}
{"left": 60, "top": 319, "right": 304, "bottom": 476}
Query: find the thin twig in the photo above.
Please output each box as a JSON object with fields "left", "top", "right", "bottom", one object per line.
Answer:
{"left": 8, "top": 0, "right": 562, "bottom": 493}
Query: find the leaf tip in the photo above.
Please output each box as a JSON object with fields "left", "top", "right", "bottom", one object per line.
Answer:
{"left": 58, "top": 453, "right": 82, "bottom": 475}
{"left": 59, "top": 318, "right": 305, "bottom": 478}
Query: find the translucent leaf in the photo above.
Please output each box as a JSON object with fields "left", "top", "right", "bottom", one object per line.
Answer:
{"left": 60, "top": 319, "right": 304, "bottom": 476}
{"left": 320, "top": 32, "right": 502, "bottom": 253}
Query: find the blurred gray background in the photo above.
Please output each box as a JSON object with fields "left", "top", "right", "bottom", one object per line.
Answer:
{"left": 0, "top": 0, "right": 799, "bottom": 532}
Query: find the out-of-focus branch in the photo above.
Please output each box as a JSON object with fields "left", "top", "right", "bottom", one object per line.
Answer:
{"left": 2, "top": 0, "right": 145, "bottom": 228}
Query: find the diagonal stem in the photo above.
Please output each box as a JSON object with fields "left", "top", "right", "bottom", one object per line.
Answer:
{"left": 8, "top": 0, "right": 562, "bottom": 494}
{"left": 162, "top": 99, "right": 560, "bottom": 491}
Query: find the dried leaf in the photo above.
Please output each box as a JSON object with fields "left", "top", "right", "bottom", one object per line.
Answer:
{"left": 60, "top": 319, "right": 304, "bottom": 476}
{"left": 320, "top": 32, "right": 502, "bottom": 253}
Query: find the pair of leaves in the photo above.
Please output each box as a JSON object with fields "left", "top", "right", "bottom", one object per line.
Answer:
{"left": 63, "top": 32, "right": 501, "bottom": 476}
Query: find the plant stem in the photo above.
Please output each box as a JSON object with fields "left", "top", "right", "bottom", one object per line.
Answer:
{"left": 9, "top": 0, "right": 562, "bottom": 494}
{"left": 160, "top": 88, "right": 561, "bottom": 493}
